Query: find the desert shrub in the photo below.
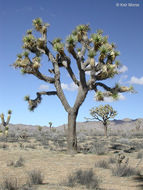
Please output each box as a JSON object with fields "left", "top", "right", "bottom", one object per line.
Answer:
{"left": 6, "top": 133, "right": 19, "bottom": 143}
{"left": 7, "top": 160, "right": 14, "bottom": 167}
{"left": 27, "top": 170, "right": 44, "bottom": 185}
{"left": 25, "top": 144, "right": 36, "bottom": 149}
{"left": 19, "top": 184, "right": 34, "bottom": 190}
{"left": 65, "top": 169, "right": 100, "bottom": 189}
{"left": 90, "top": 143, "right": 107, "bottom": 155}
{"left": 0, "top": 135, "right": 7, "bottom": 142}
{"left": 0, "top": 176, "right": 19, "bottom": 190}
{"left": 111, "top": 164, "right": 137, "bottom": 177}
{"left": 95, "top": 160, "right": 110, "bottom": 169}
{"left": 136, "top": 151, "right": 143, "bottom": 159}
{"left": 132, "top": 132, "right": 143, "bottom": 138}
{"left": 0, "top": 143, "right": 8, "bottom": 149}
{"left": 108, "top": 157, "right": 116, "bottom": 164}
{"left": 14, "top": 157, "right": 24, "bottom": 167}
{"left": 7, "top": 157, "right": 24, "bottom": 168}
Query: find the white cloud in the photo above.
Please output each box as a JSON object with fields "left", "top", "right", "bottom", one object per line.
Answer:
{"left": 61, "top": 82, "right": 78, "bottom": 91}
{"left": 129, "top": 76, "right": 143, "bottom": 85}
{"left": 118, "top": 93, "right": 126, "bottom": 100}
{"left": 39, "top": 84, "right": 49, "bottom": 90}
{"left": 118, "top": 65, "right": 128, "bottom": 73}
{"left": 61, "top": 83, "right": 69, "bottom": 90}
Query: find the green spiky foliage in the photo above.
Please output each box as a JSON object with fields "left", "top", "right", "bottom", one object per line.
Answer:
{"left": 96, "top": 29, "right": 104, "bottom": 35}
{"left": 88, "top": 50, "right": 96, "bottom": 58}
{"left": 13, "top": 18, "right": 134, "bottom": 152}
{"left": 24, "top": 95, "right": 30, "bottom": 101}
{"left": 32, "top": 18, "right": 49, "bottom": 33}
{"left": 88, "top": 104, "right": 117, "bottom": 137}
{"left": 66, "top": 35, "right": 78, "bottom": 50}
{"left": 95, "top": 91, "right": 104, "bottom": 101}
{"left": 0, "top": 110, "right": 12, "bottom": 135}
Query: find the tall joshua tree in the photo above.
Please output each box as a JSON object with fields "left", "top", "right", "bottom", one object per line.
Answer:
{"left": 87, "top": 104, "right": 117, "bottom": 137}
{"left": 0, "top": 110, "right": 12, "bottom": 135}
{"left": 13, "top": 18, "right": 134, "bottom": 152}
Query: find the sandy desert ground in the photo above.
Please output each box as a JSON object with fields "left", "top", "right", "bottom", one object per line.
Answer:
{"left": 0, "top": 119, "right": 143, "bottom": 190}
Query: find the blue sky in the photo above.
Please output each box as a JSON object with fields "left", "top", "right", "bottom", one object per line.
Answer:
{"left": 0, "top": 0, "right": 143, "bottom": 127}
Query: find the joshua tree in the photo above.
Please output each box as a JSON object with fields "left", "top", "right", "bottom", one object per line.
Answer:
{"left": 0, "top": 110, "right": 12, "bottom": 136}
{"left": 38, "top": 125, "right": 42, "bottom": 132}
{"left": 49, "top": 122, "right": 52, "bottom": 131}
{"left": 13, "top": 18, "right": 134, "bottom": 152}
{"left": 87, "top": 104, "right": 117, "bottom": 137}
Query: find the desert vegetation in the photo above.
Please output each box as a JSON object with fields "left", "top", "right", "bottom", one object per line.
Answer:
{"left": 0, "top": 119, "right": 143, "bottom": 189}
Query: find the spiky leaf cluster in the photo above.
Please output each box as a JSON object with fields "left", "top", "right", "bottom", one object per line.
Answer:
{"left": 23, "top": 34, "right": 37, "bottom": 50}
{"left": 95, "top": 91, "right": 104, "bottom": 101}
{"left": 88, "top": 50, "right": 96, "bottom": 58}
{"left": 32, "top": 18, "right": 49, "bottom": 33}
{"left": 52, "top": 38, "right": 64, "bottom": 52}
{"left": 71, "top": 24, "right": 90, "bottom": 42}
{"left": 91, "top": 33, "right": 108, "bottom": 51}
{"left": 66, "top": 35, "right": 78, "bottom": 50}
{"left": 8, "top": 110, "right": 12, "bottom": 114}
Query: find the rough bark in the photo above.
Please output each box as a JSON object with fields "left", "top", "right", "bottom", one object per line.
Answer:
{"left": 67, "top": 111, "right": 78, "bottom": 153}
{"left": 103, "top": 124, "right": 108, "bottom": 137}
{"left": 103, "top": 121, "right": 108, "bottom": 137}
{"left": 67, "top": 87, "right": 88, "bottom": 152}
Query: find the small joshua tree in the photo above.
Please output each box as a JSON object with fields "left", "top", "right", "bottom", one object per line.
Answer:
{"left": 135, "top": 120, "right": 142, "bottom": 131}
{"left": 87, "top": 104, "right": 117, "bottom": 137}
{"left": 49, "top": 122, "right": 52, "bottom": 131}
{"left": 0, "top": 110, "right": 12, "bottom": 136}
{"left": 38, "top": 126, "right": 42, "bottom": 132}
{"left": 13, "top": 18, "right": 134, "bottom": 152}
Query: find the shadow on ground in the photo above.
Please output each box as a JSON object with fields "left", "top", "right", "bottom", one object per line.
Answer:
{"left": 133, "top": 174, "right": 143, "bottom": 190}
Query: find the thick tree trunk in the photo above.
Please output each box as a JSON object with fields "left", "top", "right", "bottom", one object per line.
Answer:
{"left": 103, "top": 123, "right": 108, "bottom": 137}
{"left": 67, "top": 111, "right": 78, "bottom": 153}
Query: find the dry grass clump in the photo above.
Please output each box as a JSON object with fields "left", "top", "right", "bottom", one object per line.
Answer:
{"left": 136, "top": 151, "right": 143, "bottom": 159}
{"left": 64, "top": 168, "right": 100, "bottom": 189}
{"left": 111, "top": 164, "right": 138, "bottom": 177}
{"left": 108, "top": 157, "right": 116, "bottom": 164}
{"left": 111, "top": 153, "right": 138, "bottom": 177}
{"left": 7, "top": 156, "right": 25, "bottom": 167}
{"left": 14, "top": 157, "right": 25, "bottom": 167}
{"left": 0, "top": 176, "right": 19, "bottom": 190}
{"left": 90, "top": 143, "right": 107, "bottom": 155}
{"left": 27, "top": 170, "right": 44, "bottom": 185}
{"left": 95, "top": 160, "right": 110, "bottom": 169}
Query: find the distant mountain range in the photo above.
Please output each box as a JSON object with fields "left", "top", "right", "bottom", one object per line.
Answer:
{"left": 0, "top": 118, "right": 143, "bottom": 134}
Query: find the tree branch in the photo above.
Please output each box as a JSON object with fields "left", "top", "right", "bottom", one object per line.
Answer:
{"left": 25, "top": 91, "right": 57, "bottom": 111}
{"left": 34, "top": 70, "right": 55, "bottom": 83}
{"left": 66, "top": 65, "right": 80, "bottom": 86}
{"left": 54, "top": 62, "right": 71, "bottom": 113}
